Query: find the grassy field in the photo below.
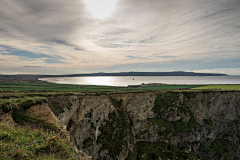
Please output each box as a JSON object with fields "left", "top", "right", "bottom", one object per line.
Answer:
{"left": 0, "top": 83, "right": 119, "bottom": 92}
{"left": 0, "top": 124, "right": 88, "bottom": 160}
{"left": 0, "top": 83, "right": 202, "bottom": 92}
{"left": 139, "top": 85, "right": 201, "bottom": 90}
{"left": 192, "top": 85, "right": 240, "bottom": 90}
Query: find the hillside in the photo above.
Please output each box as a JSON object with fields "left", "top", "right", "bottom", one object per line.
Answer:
{"left": 0, "top": 71, "right": 228, "bottom": 83}
{"left": 1, "top": 90, "right": 240, "bottom": 159}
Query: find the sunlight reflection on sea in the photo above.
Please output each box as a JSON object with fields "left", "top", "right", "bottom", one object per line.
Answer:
{"left": 39, "top": 76, "right": 240, "bottom": 87}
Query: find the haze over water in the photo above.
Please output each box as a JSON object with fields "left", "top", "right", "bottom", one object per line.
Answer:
{"left": 40, "top": 76, "right": 240, "bottom": 87}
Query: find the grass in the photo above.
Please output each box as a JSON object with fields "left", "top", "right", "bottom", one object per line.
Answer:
{"left": 0, "top": 97, "right": 48, "bottom": 113}
{"left": 139, "top": 85, "right": 202, "bottom": 90}
{"left": 134, "top": 141, "right": 198, "bottom": 160}
{"left": 0, "top": 96, "right": 59, "bottom": 133}
{"left": 0, "top": 82, "right": 202, "bottom": 92}
{"left": 0, "top": 91, "right": 90, "bottom": 159}
{"left": 145, "top": 83, "right": 168, "bottom": 86}
{"left": 192, "top": 85, "right": 240, "bottom": 90}
{"left": 0, "top": 83, "right": 119, "bottom": 92}
{"left": 0, "top": 124, "right": 81, "bottom": 160}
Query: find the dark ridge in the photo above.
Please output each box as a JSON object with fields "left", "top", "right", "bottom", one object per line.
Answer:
{"left": 38, "top": 71, "right": 228, "bottom": 78}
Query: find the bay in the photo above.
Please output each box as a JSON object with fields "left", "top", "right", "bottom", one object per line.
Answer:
{"left": 39, "top": 76, "right": 240, "bottom": 87}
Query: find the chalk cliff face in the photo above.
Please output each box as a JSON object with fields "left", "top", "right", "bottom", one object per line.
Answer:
{"left": 48, "top": 91, "right": 240, "bottom": 160}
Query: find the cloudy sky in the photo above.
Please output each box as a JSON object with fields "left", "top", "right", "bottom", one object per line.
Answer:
{"left": 0, "top": 0, "right": 240, "bottom": 75}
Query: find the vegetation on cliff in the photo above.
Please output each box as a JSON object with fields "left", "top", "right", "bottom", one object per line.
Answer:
{"left": 79, "top": 91, "right": 240, "bottom": 159}
{"left": 148, "top": 92, "right": 198, "bottom": 135}
{"left": 95, "top": 96, "right": 135, "bottom": 159}
{"left": 135, "top": 141, "right": 198, "bottom": 160}
{"left": 48, "top": 95, "right": 73, "bottom": 117}
{"left": 0, "top": 96, "right": 47, "bottom": 113}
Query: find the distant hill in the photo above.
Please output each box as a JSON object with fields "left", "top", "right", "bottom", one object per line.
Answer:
{"left": 0, "top": 72, "right": 228, "bottom": 82}
{"left": 39, "top": 71, "right": 228, "bottom": 78}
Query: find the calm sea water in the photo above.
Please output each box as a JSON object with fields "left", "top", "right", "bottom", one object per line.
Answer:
{"left": 39, "top": 76, "right": 240, "bottom": 87}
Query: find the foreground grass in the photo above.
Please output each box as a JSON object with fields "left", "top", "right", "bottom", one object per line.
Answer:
{"left": 0, "top": 124, "right": 80, "bottom": 160}
{"left": 192, "top": 85, "right": 240, "bottom": 90}
{"left": 0, "top": 95, "right": 89, "bottom": 159}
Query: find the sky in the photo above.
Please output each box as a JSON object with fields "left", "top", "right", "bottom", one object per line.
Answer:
{"left": 0, "top": 0, "right": 240, "bottom": 75}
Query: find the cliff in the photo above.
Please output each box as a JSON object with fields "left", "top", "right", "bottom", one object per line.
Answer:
{"left": 46, "top": 91, "right": 240, "bottom": 160}
{"left": 1, "top": 91, "right": 239, "bottom": 159}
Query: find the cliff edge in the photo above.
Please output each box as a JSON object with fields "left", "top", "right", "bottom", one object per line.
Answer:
{"left": 1, "top": 91, "right": 239, "bottom": 159}
{"left": 46, "top": 91, "right": 240, "bottom": 160}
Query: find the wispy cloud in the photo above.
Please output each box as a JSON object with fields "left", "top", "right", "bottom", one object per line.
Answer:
{"left": 23, "top": 66, "right": 56, "bottom": 69}
{"left": 0, "top": 0, "right": 239, "bottom": 74}
{"left": 0, "top": 45, "right": 63, "bottom": 63}
{"left": 186, "top": 68, "right": 240, "bottom": 75}
{"left": 23, "top": 66, "right": 42, "bottom": 68}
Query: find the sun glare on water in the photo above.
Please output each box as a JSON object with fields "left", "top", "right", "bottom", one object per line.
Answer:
{"left": 83, "top": 77, "right": 114, "bottom": 86}
{"left": 84, "top": 0, "right": 118, "bottom": 19}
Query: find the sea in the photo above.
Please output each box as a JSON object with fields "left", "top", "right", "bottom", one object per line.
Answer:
{"left": 39, "top": 76, "right": 240, "bottom": 87}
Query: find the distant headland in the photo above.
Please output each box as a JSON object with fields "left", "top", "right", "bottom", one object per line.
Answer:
{"left": 39, "top": 71, "right": 228, "bottom": 77}
{"left": 0, "top": 71, "right": 228, "bottom": 83}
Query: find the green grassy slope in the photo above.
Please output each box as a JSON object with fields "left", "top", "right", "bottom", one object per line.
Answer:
{"left": 0, "top": 95, "right": 90, "bottom": 160}
{"left": 0, "top": 124, "right": 81, "bottom": 160}
{"left": 0, "top": 83, "right": 202, "bottom": 92}
{"left": 192, "top": 85, "right": 240, "bottom": 90}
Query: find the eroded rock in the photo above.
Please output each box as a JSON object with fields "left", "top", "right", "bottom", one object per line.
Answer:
{"left": 46, "top": 91, "right": 240, "bottom": 160}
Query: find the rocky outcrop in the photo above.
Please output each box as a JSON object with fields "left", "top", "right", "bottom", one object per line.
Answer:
{"left": 0, "top": 102, "right": 92, "bottom": 160}
{"left": 25, "top": 103, "right": 69, "bottom": 137}
{"left": 0, "top": 110, "right": 18, "bottom": 126}
{"left": 47, "top": 91, "right": 240, "bottom": 160}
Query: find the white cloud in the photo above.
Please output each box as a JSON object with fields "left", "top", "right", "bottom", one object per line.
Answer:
{"left": 0, "top": 0, "right": 240, "bottom": 74}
